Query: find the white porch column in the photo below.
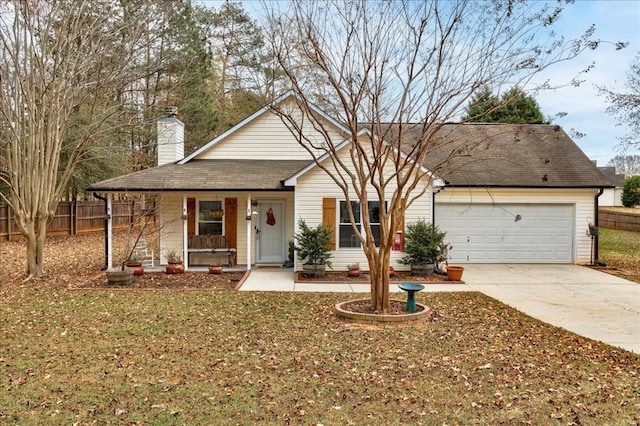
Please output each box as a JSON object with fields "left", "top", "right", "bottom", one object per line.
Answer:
{"left": 246, "top": 195, "right": 252, "bottom": 271}
{"left": 106, "top": 193, "right": 113, "bottom": 269}
{"left": 183, "top": 196, "right": 188, "bottom": 271}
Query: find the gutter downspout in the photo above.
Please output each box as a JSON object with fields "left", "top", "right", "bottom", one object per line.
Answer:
{"left": 594, "top": 188, "right": 605, "bottom": 266}
{"left": 93, "top": 192, "right": 109, "bottom": 270}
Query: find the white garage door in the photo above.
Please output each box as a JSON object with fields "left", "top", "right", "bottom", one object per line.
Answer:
{"left": 435, "top": 203, "right": 574, "bottom": 263}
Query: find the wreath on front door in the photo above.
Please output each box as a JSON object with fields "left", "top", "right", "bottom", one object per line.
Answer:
{"left": 266, "top": 207, "right": 276, "bottom": 226}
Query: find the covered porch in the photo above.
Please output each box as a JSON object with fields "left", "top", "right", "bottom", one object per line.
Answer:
{"left": 101, "top": 191, "right": 296, "bottom": 271}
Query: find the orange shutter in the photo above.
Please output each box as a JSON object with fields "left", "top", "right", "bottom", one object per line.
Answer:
{"left": 187, "top": 198, "right": 196, "bottom": 235}
{"left": 322, "top": 198, "right": 336, "bottom": 250}
{"left": 225, "top": 198, "right": 237, "bottom": 248}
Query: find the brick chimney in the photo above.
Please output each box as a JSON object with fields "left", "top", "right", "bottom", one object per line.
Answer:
{"left": 157, "top": 106, "right": 184, "bottom": 166}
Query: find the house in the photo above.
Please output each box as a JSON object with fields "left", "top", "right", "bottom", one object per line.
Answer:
{"left": 89, "top": 94, "right": 612, "bottom": 271}
{"left": 598, "top": 166, "right": 626, "bottom": 207}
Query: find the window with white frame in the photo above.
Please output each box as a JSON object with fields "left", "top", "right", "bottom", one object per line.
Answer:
{"left": 198, "top": 200, "right": 223, "bottom": 235}
{"left": 338, "top": 200, "right": 385, "bottom": 248}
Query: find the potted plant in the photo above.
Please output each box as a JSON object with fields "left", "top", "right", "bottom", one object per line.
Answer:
{"left": 125, "top": 253, "right": 144, "bottom": 276}
{"left": 165, "top": 249, "right": 185, "bottom": 274}
{"left": 347, "top": 262, "right": 361, "bottom": 277}
{"left": 295, "top": 219, "right": 333, "bottom": 278}
{"left": 399, "top": 219, "right": 447, "bottom": 276}
{"left": 208, "top": 264, "right": 223, "bottom": 274}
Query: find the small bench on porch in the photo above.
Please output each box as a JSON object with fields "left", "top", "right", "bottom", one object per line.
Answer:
{"left": 187, "top": 235, "right": 237, "bottom": 267}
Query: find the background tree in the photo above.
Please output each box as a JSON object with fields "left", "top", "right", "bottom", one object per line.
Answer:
{"left": 622, "top": 176, "right": 640, "bottom": 207}
{"left": 207, "top": 1, "right": 273, "bottom": 130}
{"left": 598, "top": 53, "right": 640, "bottom": 149}
{"left": 266, "top": 0, "right": 609, "bottom": 312}
{"left": 608, "top": 154, "right": 640, "bottom": 176}
{"left": 463, "top": 86, "right": 546, "bottom": 123}
{"left": 0, "top": 0, "right": 178, "bottom": 278}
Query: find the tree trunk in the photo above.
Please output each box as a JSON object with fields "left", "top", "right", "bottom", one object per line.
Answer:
{"left": 23, "top": 217, "right": 48, "bottom": 278}
{"left": 368, "top": 242, "right": 391, "bottom": 313}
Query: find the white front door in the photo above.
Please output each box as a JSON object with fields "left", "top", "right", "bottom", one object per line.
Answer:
{"left": 256, "top": 200, "right": 285, "bottom": 264}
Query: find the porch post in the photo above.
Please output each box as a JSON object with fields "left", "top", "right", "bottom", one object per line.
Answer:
{"left": 106, "top": 193, "right": 113, "bottom": 269}
{"left": 246, "top": 195, "right": 252, "bottom": 271}
{"left": 183, "top": 196, "right": 188, "bottom": 271}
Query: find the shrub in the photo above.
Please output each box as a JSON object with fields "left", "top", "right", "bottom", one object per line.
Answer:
{"left": 295, "top": 219, "right": 333, "bottom": 266}
{"left": 399, "top": 219, "right": 447, "bottom": 266}
{"left": 622, "top": 176, "right": 640, "bottom": 207}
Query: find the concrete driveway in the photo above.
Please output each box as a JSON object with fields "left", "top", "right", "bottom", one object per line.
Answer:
{"left": 462, "top": 264, "right": 640, "bottom": 354}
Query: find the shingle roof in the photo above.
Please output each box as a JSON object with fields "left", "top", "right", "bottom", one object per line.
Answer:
{"left": 416, "top": 123, "right": 612, "bottom": 187}
{"left": 598, "top": 166, "right": 626, "bottom": 187}
{"left": 88, "top": 159, "right": 311, "bottom": 192}
{"left": 89, "top": 123, "right": 611, "bottom": 192}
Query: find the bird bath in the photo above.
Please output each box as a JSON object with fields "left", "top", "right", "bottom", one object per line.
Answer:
{"left": 398, "top": 283, "right": 425, "bottom": 313}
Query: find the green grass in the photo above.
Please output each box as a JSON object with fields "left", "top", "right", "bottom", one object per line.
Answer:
{"left": 599, "top": 227, "right": 640, "bottom": 282}
{"left": 1, "top": 287, "right": 639, "bottom": 425}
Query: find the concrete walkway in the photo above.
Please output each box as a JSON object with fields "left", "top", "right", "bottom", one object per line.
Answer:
{"left": 239, "top": 265, "right": 640, "bottom": 354}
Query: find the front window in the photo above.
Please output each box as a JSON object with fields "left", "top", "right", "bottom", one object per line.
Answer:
{"left": 339, "top": 201, "right": 361, "bottom": 248}
{"left": 338, "top": 200, "right": 385, "bottom": 248}
{"left": 198, "top": 200, "right": 223, "bottom": 235}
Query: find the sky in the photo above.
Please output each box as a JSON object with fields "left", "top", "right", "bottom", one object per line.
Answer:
{"left": 200, "top": 0, "right": 640, "bottom": 167}
{"left": 532, "top": 0, "right": 640, "bottom": 167}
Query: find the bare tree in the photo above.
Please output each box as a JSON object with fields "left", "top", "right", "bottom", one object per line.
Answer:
{"left": 266, "top": 0, "right": 610, "bottom": 312}
{"left": 608, "top": 154, "right": 640, "bottom": 176}
{"left": 598, "top": 53, "right": 640, "bottom": 149}
{"left": 0, "top": 0, "right": 173, "bottom": 279}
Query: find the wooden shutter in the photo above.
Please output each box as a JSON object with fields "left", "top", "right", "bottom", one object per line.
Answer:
{"left": 322, "top": 197, "right": 336, "bottom": 250}
{"left": 225, "top": 198, "right": 237, "bottom": 248}
{"left": 187, "top": 198, "right": 196, "bottom": 235}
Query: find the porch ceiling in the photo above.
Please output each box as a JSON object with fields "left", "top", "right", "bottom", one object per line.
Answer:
{"left": 88, "top": 159, "right": 311, "bottom": 192}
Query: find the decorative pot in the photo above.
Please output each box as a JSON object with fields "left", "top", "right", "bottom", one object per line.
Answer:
{"left": 347, "top": 268, "right": 361, "bottom": 277}
{"left": 446, "top": 265, "right": 464, "bottom": 281}
{"left": 125, "top": 262, "right": 144, "bottom": 276}
{"left": 209, "top": 264, "right": 223, "bottom": 274}
{"left": 410, "top": 264, "right": 434, "bottom": 277}
{"left": 106, "top": 267, "right": 134, "bottom": 285}
{"left": 303, "top": 264, "right": 326, "bottom": 278}
{"left": 389, "top": 266, "right": 395, "bottom": 277}
{"left": 166, "top": 261, "right": 185, "bottom": 274}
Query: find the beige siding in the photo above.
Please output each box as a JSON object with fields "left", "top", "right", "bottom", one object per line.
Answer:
{"left": 195, "top": 107, "right": 345, "bottom": 161}
{"left": 436, "top": 188, "right": 598, "bottom": 264}
{"left": 294, "top": 145, "right": 431, "bottom": 272}
{"left": 158, "top": 192, "right": 294, "bottom": 267}
{"left": 159, "top": 193, "right": 185, "bottom": 264}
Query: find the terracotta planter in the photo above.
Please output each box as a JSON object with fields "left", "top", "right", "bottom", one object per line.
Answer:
{"left": 125, "top": 262, "right": 144, "bottom": 276}
{"left": 347, "top": 268, "right": 361, "bottom": 277}
{"left": 447, "top": 265, "right": 464, "bottom": 281}
{"left": 209, "top": 264, "right": 223, "bottom": 274}
{"left": 165, "top": 261, "right": 184, "bottom": 274}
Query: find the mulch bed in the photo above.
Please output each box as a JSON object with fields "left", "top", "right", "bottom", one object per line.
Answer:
{"left": 295, "top": 270, "right": 457, "bottom": 284}
{"left": 71, "top": 271, "right": 248, "bottom": 290}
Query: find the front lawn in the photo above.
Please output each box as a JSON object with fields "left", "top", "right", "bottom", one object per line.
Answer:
{"left": 0, "top": 233, "right": 639, "bottom": 424}
{"left": 598, "top": 227, "right": 640, "bottom": 283}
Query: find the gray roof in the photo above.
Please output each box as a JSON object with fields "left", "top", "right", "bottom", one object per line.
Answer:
{"left": 598, "top": 166, "right": 626, "bottom": 188}
{"left": 89, "top": 123, "right": 612, "bottom": 193}
{"left": 418, "top": 123, "right": 612, "bottom": 188}
{"left": 88, "top": 159, "right": 310, "bottom": 192}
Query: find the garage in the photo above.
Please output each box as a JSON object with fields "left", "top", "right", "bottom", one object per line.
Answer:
{"left": 435, "top": 203, "right": 575, "bottom": 263}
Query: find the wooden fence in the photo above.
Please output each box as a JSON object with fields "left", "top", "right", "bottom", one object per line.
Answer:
{"left": 599, "top": 208, "right": 640, "bottom": 232}
{"left": 0, "top": 200, "right": 156, "bottom": 240}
